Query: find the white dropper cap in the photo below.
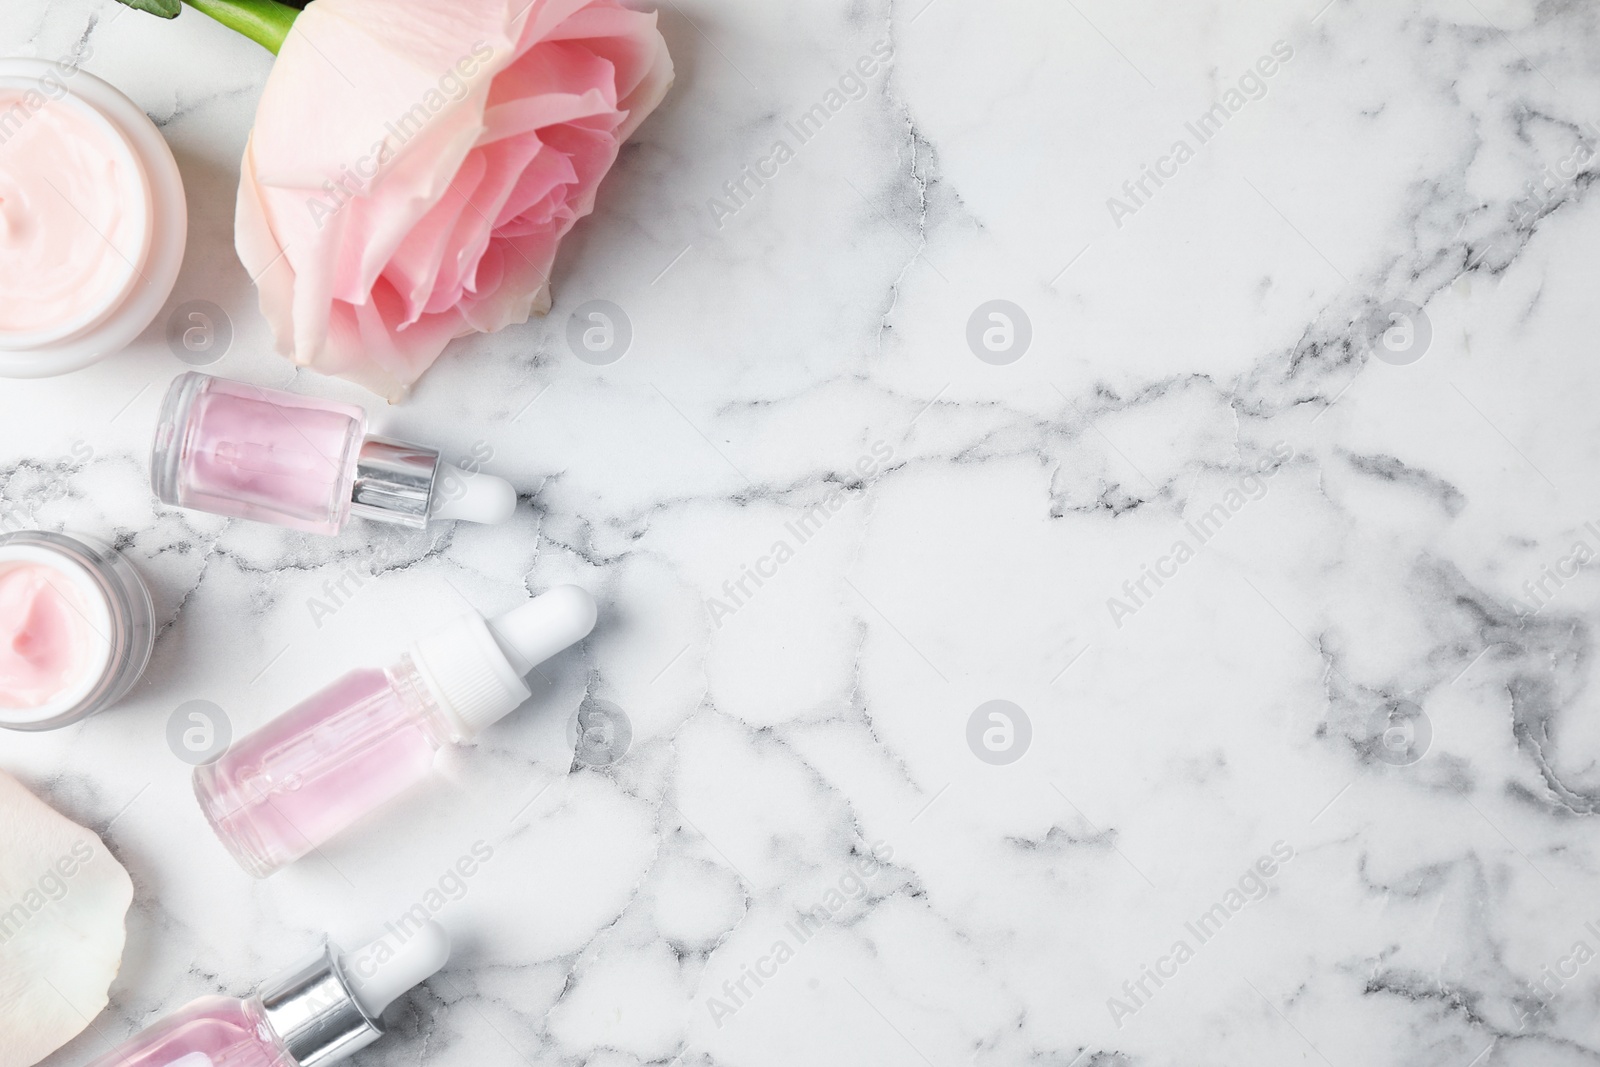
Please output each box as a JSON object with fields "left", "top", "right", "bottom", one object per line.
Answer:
{"left": 339, "top": 920, "right": 451, "bottom": 1018}
{"left": 430, "top": 466, "right": 518, "bottom": 525}
{"left": 410, "top": 585, "right": 598, "bottom": 739}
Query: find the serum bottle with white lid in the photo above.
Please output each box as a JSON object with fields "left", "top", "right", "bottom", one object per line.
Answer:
{"left": 195, "top": 585, "right": 598, "bottom": 877}
{"left": 82, "top": 921, "right": 451, "bottom": 1067}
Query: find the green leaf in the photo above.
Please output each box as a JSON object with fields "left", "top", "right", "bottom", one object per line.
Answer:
{"left": 114, "top": 0, "right": 183, "bottom": 17}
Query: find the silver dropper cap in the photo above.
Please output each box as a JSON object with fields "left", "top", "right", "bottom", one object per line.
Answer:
{"left": 349, "top": 437, "right": 440, "bottom": 529}
{"left": 257, "top": 942, "right": 383, "bottom": 1067}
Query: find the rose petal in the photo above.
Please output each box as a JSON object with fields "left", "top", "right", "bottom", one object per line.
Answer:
{"left": 380, "top": 149, "right": 481, "bottom": 325}
{"left": 236, "top": 0, "right": 673, "bottom": 397}
{"left": 0, "top": 771, "right": 133, "bottom": 1067}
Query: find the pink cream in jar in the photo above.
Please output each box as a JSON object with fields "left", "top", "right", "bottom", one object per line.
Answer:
{"left": 0, "top": 532, "right": 155, "bottom": 731}
{"left": 0, "top": 60, "right": 186, "bottom": 378}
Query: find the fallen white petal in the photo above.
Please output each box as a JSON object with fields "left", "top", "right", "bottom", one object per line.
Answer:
{"left": 0, "top": 770, "right": 133, "bottom": 1067}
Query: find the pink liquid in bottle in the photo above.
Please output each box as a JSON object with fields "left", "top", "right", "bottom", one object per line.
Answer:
{"left": 194, "top": 661, "right": 448, "bottom": 877}
{"left": 152, "top": 374, "right": 365, "bottom": 536}
{"left": 193, "top": 586, "right": 599, "bottom": 878}
{"left": 82, "top": 926, "right": 450, "bottom": 1067}
{"left": 152, "top": 371, "right": 522, "bottom": 536}
{"left": 81, "top": 997, "right": 288, "bottom": 1067}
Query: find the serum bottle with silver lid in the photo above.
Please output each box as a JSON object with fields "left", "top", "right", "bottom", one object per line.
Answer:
{"left": 150, "top": 372, "right": 517, "bottom": 536}
{"left": 82, "top": 921, "right": 450, "bottom": 1067}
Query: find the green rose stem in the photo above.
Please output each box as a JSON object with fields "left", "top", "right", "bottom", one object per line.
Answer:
{"left": 181, "top": 0, "right": 300, "bottom": 55}
{"left": 113, "top": 0, "right": 302, "bottom": 55}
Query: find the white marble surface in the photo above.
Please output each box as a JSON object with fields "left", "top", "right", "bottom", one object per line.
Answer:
{"left": 8, "top": 0, "right": 1600, "bottom": 1063}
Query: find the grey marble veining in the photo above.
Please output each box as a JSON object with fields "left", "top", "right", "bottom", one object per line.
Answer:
{"left": 8, "top": 0, "right": 1600, "bottom": 1064}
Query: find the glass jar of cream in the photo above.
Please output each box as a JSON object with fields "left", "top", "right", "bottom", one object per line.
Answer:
{"left": 0, "top": 59, "right": 187, "bottom": 378}
{"left": 0, "top": 531, "right": 156, "bottom": 731}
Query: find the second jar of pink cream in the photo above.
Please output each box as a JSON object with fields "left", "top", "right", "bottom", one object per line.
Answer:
{"left": 0, "top": 531, "right": 155, "bottom": 730}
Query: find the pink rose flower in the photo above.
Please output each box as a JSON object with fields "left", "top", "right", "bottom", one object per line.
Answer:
{"left": 235, "top": 0, "right": 672, "bottom": 399}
